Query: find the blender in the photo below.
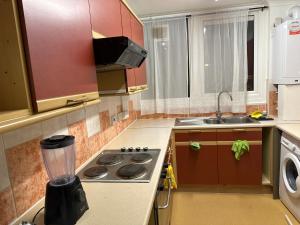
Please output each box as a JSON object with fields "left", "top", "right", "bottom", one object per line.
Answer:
{"left": 40, "top": 135, "right": 89, "bottom": 225}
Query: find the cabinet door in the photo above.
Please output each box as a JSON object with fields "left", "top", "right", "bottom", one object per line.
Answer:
{"left": 135, "top": 62, "right": 147, "bottom": 87}
{"left": 120, "top": 3, "right": 136, "bottom": 88}
{"left": 176, "top": 144, "right": 218, "bottom": 185}
{"left": 120, "top": 2, "right": 132, "bottom": 38}
{"left": 18, "top": 0, "right": 98, "bottom": 112}
{"left": 89, "top": 0, "right": 122, "bottom": 37}
{"left": 130, "top": 16, "right": 147, "bottom": 87}
{"left": 218, "top": 144, "right": 262, "bottom": 185}
{"left": 126, "top": 69, "right": 136, "bottom": 88}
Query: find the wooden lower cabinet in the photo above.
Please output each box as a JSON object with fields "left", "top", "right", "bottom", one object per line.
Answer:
{"left": 174, "top": 128, "right": 263, "bottom": 186}
{"left": 218, "top": 144, "right": 262, "bottom": 185}
{"left": 176, "top": 144, "right": 219, "bottom": 185}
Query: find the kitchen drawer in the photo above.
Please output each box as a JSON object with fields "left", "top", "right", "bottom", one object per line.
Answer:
{"left": 176, "top": 143, "right": 218, "bottom": 185}
{"left": 218, "top": 143, "right": 262, "bottom": 185}
{"left": 217, "top": 128, "right": 262, "bottom": 141}
{"left": 174, "top": 130, "right": 217, "bottom": 142}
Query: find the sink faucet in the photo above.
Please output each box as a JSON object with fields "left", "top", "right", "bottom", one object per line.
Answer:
{"left": 216, "top": 91, "right": 233, "bottom": 121}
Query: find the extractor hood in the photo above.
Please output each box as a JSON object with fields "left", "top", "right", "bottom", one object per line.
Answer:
{"left": 93, "top": 36, "right": 147, "bottom": 72}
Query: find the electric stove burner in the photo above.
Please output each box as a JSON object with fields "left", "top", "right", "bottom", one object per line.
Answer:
{"left": 117, "top": 164, "right": 147, "bottom": 179}
{"left": 83, "top": 166, "right": 108, "bottom": 179}
{"left": 97, "top": 154, "right": 124, "bottom": 166}
{"left": 131, "top": 153, "right": 153, "bottom": 164}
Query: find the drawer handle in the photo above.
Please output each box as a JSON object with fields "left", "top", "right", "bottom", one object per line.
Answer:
{"left": 66, "top": 97, "right": 88, "bottom": 106}
{"left": 233, "top": 128, "right": 246, "bottom": 132}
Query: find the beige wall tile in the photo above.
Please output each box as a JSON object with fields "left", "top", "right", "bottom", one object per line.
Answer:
{"left": 85, "top": 104, "right": 101, "bottom": 137}
{"left": 2, "top": 123, "right": 42, "bottom": 149}
{"left": 42, "top": 115, "right": 68, "bottom": 138}
{"left": 67, "top": 108, "right": 85, "bottom": 125}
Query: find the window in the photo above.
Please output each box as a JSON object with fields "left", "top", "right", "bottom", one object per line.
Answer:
{"left": 247, "top": 19, "right": 254, "bottom": 91}
{"left": 202, "top": 17, "right": 255, "bottom": 94}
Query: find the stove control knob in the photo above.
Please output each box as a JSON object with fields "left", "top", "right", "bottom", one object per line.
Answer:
{"left": 121, "top": 147, "right": 126, "bottom": 152}
{"left": 161, "top": 171, "right": 167, "bottom": 179}
{"left": 136, "top": 147, "right": 141, "bottom": 152}
{"left": 128, "top": 147, "right": 134, "bottom": 152}
{"left": 143, "top": 147, "right": 149, "bottom": 151}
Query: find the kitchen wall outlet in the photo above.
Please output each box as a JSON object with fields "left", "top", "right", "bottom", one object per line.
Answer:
{"left": 111, "top": 115, "right": 118, "bottom": 125}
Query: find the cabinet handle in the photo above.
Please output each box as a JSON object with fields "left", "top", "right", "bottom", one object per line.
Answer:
{"left": 66, "top": 97, "right": 88, "bottom": 106}
{"left": 233, "top": 128, "right": 246, "bottom": 132}
{"left": 129, "top": 88, "right": 137, "bottom": 93}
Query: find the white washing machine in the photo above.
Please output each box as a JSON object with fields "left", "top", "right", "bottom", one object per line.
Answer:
{"left": 280, "top": 133, "right": 300, "bottom": 222}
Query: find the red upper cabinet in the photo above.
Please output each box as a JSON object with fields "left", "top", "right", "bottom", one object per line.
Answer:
{"left": 89, "top": 0, "right": 122, "bottom": 37}
{"left": 18, "top": 0, "right": 98, "bottom": 112}
{"left": 120, "top": 2, "right": 132, "bottom": 38}
{"left": 120, "top": 2, "right": 135, "bottom": 88}
{"left": 130, "top": 16, "right": 147, "bottom": 87}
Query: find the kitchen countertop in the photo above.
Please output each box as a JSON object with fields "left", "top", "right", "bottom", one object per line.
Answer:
{"left": 17, "top": 119, "right": 174, "bottom": 225}
{"left": 13, "top": 118, "right": 300, "bottom": 225}
{"left": 77, "top": 126, "right": 173, "bottom": 225}
{"left": 276, "top": 123, "right": 300, "bottom": 140}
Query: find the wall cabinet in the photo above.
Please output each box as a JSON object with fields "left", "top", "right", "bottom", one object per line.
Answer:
{"left": 18, "top": 0, "right": 99, "bottom": 112}
{"left": 89, "top": 0, "right": 123, "bottom": 37}
{"left": 174, "top": 128, "right": 263, "bottom": 186}
{"left": 0, "top": 0, "right": 32, "bottom": 122}
{"left": 130, "top": 15, "right": 147, "bottom": 87}
{"left": 97, "top": 1, "right": 148, "bottom": 95}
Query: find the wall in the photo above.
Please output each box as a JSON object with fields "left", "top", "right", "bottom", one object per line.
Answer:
{"left": 267, "top": 0, "right": 300, "bottom": 116}
{"left": 0, "top": 94, "right": 141, "bottom": 225}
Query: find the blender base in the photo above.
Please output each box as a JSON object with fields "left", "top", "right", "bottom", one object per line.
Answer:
{"left": 44, "top": 176, "right": 89, "bottom": 225}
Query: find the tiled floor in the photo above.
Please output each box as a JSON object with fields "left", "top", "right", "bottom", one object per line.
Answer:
{"left": 171, "top": 192, "right": 300, "bottom": 225}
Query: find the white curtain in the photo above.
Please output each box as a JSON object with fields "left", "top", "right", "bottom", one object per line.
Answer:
{"left": 141, "top": 17, "right": 189, "bottom": 115}
{"left": 189, "top": 10, "right": 249, "bottom": 114}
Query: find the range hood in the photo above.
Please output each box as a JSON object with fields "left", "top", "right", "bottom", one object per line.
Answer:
{"left": 93, "top": 36, "right": 147, "bottom": 72}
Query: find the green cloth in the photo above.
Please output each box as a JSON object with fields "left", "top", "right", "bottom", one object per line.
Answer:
{"left": 231, "top": 140, "right": 250, "bottom": 160}
{"left": 190, "top": 142, "right": 201, "bottom": 151}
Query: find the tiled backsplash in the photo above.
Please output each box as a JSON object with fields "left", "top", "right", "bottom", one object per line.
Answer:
{"left": 0, "top": 95, "right": 140, "bottom": 225}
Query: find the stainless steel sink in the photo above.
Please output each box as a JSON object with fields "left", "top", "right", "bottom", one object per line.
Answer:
{"left": 203, "top": 118, "right": 223, "bottom": 124}
{"left": 222, "top": 116, "right": 258, "bottom": 124}
{"left": 175, "top": 116, "right": 259, "bottom": 126}
{"left": 203, "top": 116, "right": 259, "bottom": 124}
{"left": 175, "top": 118, "right": 203, "bottom": 126}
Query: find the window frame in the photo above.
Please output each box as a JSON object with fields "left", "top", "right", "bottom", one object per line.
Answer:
{"left": 247, "top": 11, "right": 267, "bottom": 105}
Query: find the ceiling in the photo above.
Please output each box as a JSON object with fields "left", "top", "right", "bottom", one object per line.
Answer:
{"left": 126, "top": 0, "right": 267, "bottom": 17}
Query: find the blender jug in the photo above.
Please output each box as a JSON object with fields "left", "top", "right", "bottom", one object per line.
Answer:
{"left": 40, "top": 135, "right": 76, "bottom": 186}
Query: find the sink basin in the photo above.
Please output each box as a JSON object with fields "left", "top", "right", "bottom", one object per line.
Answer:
{"left": 175, "top": 116, "right": 259, "bottom": 126}
{"left": 222, "top": 116, "right": 258, "bottom": 124}
{"left": 203, "top": 118, "right": 223, "bottom": 124}
{"left": 175, "top": 118, "right": 203, "bottom": 126}
{"left": 203, "top": 116, "right": 258, "bottom": 124}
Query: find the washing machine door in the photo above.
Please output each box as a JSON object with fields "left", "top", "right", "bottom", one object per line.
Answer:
{"left": 283, "top": 153, "right": 300, "bottom": 198}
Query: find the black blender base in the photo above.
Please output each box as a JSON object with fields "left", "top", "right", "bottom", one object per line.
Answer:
{"left": 44, "top": 176, "right": 89, "bottom": 225}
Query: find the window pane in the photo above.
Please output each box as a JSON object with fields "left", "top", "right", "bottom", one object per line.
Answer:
{"left": 247, "top": 20, "right": 254, "bottom": 91}
{"left": 204, "top": 23, "right": 234, "bottom": 93}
